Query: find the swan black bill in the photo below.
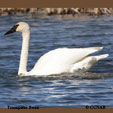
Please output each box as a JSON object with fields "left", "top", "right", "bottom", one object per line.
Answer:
{"left": 4, "top": 24, "right": 19, "bottom": 35}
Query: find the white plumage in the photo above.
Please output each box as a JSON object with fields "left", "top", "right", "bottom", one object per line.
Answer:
{"left": 5, "top": 22, "right": 109, "bottom": 76}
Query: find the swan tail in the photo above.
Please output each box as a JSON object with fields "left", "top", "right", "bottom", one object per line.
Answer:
{"left": 70, "top": 53, "right": 109, "bottom": 72}
{"left": 95, "top": 54, "right": 109, "bottom": 61}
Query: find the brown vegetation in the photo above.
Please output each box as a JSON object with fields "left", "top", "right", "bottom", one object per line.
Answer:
{"left": 0, "top": 8, "right": 113, "bottom": 16}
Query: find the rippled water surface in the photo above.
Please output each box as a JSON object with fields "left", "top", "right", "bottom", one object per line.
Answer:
{"left": 0, "top": 14, "right": 113, "bottom": 107}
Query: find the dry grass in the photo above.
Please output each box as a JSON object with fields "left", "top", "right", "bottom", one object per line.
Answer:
{"left": 0, "top": 8, "right": 113, "bottom": 16}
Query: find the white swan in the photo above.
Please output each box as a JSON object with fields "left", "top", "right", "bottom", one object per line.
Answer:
{"left": 5, "top": 22, "right": 109, "bottom": 76}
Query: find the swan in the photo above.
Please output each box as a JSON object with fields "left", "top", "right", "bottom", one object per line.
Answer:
{"left": 4, "top": 22, "right": 109, "bottom": 76}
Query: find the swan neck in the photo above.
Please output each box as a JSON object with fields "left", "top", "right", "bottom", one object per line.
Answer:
{"left": 18, "top": 30, "right": 30, "bottom": 75}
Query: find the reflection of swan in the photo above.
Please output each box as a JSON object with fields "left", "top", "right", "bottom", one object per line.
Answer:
{"left": 5, "top": 22, "right": 109, "bottom": 76}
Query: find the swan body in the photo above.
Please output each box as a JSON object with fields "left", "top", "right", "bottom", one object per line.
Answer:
{"left": 5, "top": 22, "right": 109, "bottom": 76}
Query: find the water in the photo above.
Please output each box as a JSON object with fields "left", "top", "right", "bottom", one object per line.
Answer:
{"left": 0, "top": 14, "right": 113, "bottom": 108}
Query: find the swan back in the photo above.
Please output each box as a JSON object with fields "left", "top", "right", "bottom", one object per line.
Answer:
{"left": 30, "top": 47, "right": 104, "bottom": 75}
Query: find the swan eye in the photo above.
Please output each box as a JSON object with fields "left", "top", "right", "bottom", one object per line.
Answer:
{"left": 4, "top": 24, "right": 19, "bottom": 35}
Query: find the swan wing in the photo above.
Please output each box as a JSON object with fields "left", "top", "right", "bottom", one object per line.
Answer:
{"left": 30, "top": 47, "right": 103, "bottom": 75}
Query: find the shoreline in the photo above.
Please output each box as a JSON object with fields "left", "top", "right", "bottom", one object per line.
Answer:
{"left": 0, "top": 8, "right": 113, "bottom": 16}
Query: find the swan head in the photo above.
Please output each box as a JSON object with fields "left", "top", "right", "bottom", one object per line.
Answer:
{"left": 5, "top": 22, "right": 30, "bottom": 35}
